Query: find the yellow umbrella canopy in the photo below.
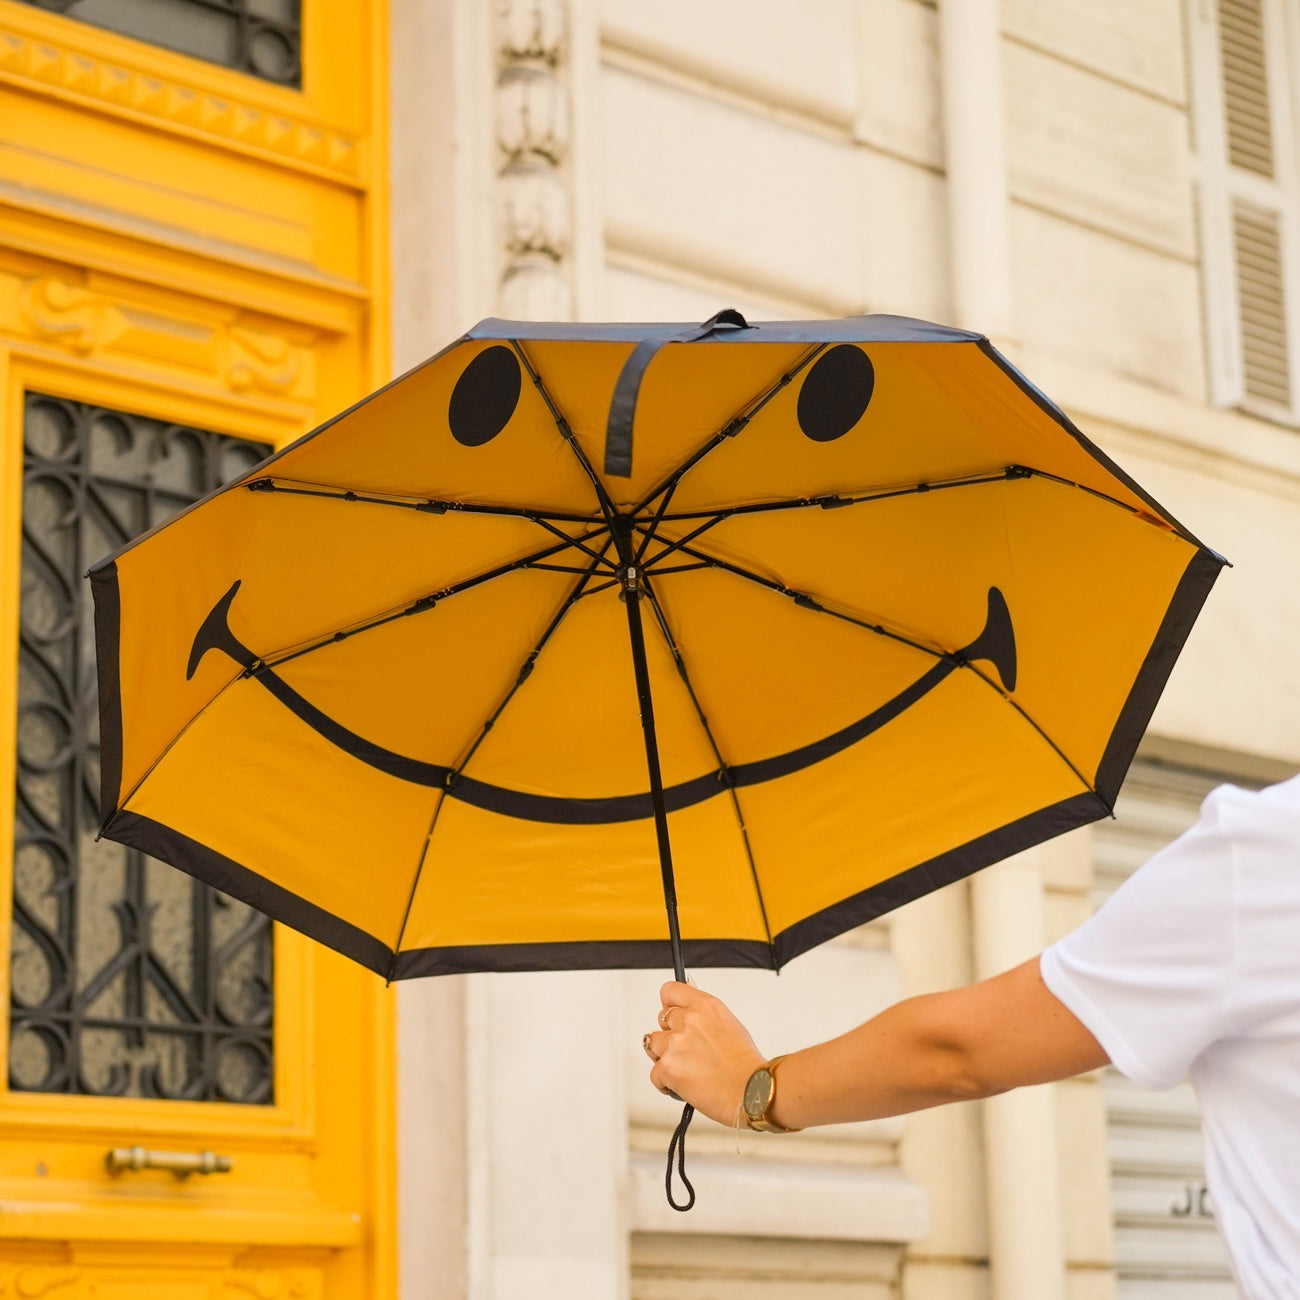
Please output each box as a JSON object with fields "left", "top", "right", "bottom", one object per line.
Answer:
{"left": 90, "top": 312, "right": 1225, "bottom": 983}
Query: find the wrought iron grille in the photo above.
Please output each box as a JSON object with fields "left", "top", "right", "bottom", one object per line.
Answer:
{"left": 17, "top": 0, "right": 303, "bottom": 88}
{"left": 11, "top": 393, "right": 276, "bottom": 1103}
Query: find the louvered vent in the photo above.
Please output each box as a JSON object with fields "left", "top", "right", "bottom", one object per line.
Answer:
{"left": 1219, "top": 0, "right": 1274, "bottom": 176}
{"left": 1233, "top": 200, "right": 1291, "bottom": 405}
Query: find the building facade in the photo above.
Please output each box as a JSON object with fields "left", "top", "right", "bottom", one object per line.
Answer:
{"left": 3, "top": 1, "right": 1298, "bottom": 1298}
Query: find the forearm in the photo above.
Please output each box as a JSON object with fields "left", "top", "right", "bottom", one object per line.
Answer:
{"left": 649, "top": 958, "right": 1108, "bottom": 1130}
{"left": 768, "top": 993, "right": 992, "bottom": 1130}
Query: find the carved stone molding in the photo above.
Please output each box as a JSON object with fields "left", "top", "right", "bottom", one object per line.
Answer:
{"left": 496, "top": 64, "right": 569, "bottom": 163}
{"left": 0, "top": 23, "right": 359, "bottom": 181}
{"left": 501, "top": 254, "right": 573, "bottom": 320}
{"left": 10, "top": 274, "right": 315, "bottom": 401}
{"left": 499, "top": 162, "right": 569, "bottom": 259}
{"left": 494, "top": 0, "right": 574, "bottom": 321}
{"left": 497, "top": 0, "right": 566, "bottom": 65}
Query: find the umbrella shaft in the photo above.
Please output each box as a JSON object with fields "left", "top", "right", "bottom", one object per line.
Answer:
{"left": 621, "top": 583, "right": 686, "bottom": 983}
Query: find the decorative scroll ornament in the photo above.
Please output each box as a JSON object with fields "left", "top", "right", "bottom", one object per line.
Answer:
{"left": 14, "top": 276, "right": 311, "bottom": 400}
{"left": 0, "top": 1266, "right": 79, "bottom": 1298}
{"left": 20, "top": 277, "right": 106, "bottom": 353}
{"left": 225, "top": 326, "right": 301, "bottom": 394}
{"left": 224, "top": 1269, "right": 316, "bottom": 1298}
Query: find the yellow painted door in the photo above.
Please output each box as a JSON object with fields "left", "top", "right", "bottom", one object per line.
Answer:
{"left": 0, "top": 1, "right": 395, "bottom": 1294}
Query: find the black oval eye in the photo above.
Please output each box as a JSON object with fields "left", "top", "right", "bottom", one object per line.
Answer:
{"left": 797, "top": 345, "right": 875, "bottom": 442}
{"left": 449, "top": 345, "right": 522, "bottom": 447}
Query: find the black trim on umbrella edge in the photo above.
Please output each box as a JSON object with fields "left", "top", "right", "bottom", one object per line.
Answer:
{"left": 771, "top": 789, "right": 1108, "bottom": 968}
{"left": 1094, "top": 547, "right": 1227, "bottom": 809}
{"left": 977, "top": 341, "right": 1226, "bottom": 559}
{"left": 468, "top": 314, "right": 985, "bottom": 346}
{"left": 106, "top": 810, "right": 395, "bottom": 977}
{"left": 390, "top": 936, "right": 775, "bottom": 979}
{"left": 389, "top": 790, "right": 1109, "bottom": 977}
{"left": 91, "top": 561, "right": 124, "bottom": 823}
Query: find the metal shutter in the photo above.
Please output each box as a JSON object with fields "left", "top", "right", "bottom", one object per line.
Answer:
{"left": 1092, "top": 763, "right": 1246, "bottom": 1297}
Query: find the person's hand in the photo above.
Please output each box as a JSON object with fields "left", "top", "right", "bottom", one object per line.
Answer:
{"left": 644, "top": 981, "right": 766, "bottom": 1126}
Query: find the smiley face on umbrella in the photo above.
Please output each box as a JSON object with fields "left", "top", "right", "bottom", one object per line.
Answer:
{"left": 91, "top": 312, "right": 1223, "bottom": 983}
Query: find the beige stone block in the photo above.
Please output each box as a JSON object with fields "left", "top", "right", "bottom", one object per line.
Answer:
{"left": 601, "top": 0, "right": 859, "bottom": 126}
{"left": 629, "top": 1151, "right": 928, "bottom": 1241}
{"left": 632, "top": 1233, "right": 902, "bottom": 1299}
{"left": 1084, "top": 446, "right": 1300, "bottom": 767}
{"left": 1003, "top": 825, "right": 1094, "bottom": 893}
{"left": 860, "top": 147, "right": 951, "bottom": 321}
{"left": 601, "top": 261, "right": 828, "bottom": 323}
{"left": 600, "top": 66, "right": 867, "bottom": 313}
{"left": 1003, "top": 0, "right": 1186, "bottom": 104}
{"left": 902, "top": 1259, "right": 991, "bottom": 1300}
{"left": 855, "top": 0, "right": 942, "bottom": 168}
{"left": 1065, "top": 1267, "right": 1118, "bottom": 1300}
{"left": 1044, "top": 890, "right": 1092, "bottom": 947}
{"left": 898, "top": 1101, "right": 987, "bottom": 1260}
{"left": 1055, "top": 1078, "right": 1117, "bottom": 1267}
{"left": 1010, "top": 203, "right": 1204, "bottom": 401}
{"left": 1005, "top": 44, "right": 1193, "bottom": 258}
{"left": 889, "top": 875, "right": 972, "bottom": 997}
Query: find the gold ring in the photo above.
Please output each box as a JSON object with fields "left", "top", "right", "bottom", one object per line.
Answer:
{"left": 658, "top": 1007, "right": 673, "bottom": 1030}
{"left": 642, "top": 1033, "right": 659, "bottom": 1062}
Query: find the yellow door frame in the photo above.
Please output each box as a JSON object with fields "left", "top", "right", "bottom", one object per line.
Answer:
{"left": 0, "top": 0, "right": 395, "bottom": 1293}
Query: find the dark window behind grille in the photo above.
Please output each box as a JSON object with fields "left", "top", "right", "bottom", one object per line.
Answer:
{"left": 11, "top": 393, "right": 276, "bottom": 1103}
{"left": 17, "top": 0, "right": 302, "bottom": 88}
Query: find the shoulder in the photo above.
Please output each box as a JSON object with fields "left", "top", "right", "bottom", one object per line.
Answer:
{"left": 1200, "top": 775, "right": 1300, "bottom": 870}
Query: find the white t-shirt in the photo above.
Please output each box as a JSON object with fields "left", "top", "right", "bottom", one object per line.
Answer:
{"left": 1041, "top": 775, "right": 1300, "bottom": 1300}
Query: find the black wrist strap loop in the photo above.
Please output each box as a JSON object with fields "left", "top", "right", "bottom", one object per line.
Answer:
{"left": 605, "top": 310, "right": 752, "bottom": 477}
{"left": 665, "top": 1102, "right": 696, "bottom": 1212}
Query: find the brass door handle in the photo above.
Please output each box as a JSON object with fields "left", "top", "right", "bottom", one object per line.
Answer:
{"left": 105, "top": 1146, "right": 233, "bottom": 1178}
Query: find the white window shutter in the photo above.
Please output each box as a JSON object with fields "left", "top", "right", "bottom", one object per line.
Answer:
{"left": 1190, "top": 0, "right": 1300, "bottom": 418}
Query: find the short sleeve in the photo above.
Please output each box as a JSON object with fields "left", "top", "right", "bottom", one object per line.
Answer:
{"left": 1040, "top": 788, "right": 1239, "bottom": 1090}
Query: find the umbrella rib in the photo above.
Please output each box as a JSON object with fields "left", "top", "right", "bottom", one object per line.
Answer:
{"left": 640, "top": 576, "right": 776, "bottom": 962}
{"left": 959, "top": 660, "right": 1108, "bottom": 810}
{"left": 639, "top": 468, "right": 1027, "bottom": 523}
{"left": 243, "top": 477, "right": 597, "bottom": 524}
{"left": 634, "top": 529, "right": 952, "bottom": 664}
{"left": 99, "top": 529, "right": 610, "bottom": 837}
{"left": 244, "top": 477, "right": 612, "bottom": 566}
{"left": 637, "top": 465, "right": 1180, "bottom": 535}
{"left": 387, "top": 542, "right": 617, "bottom": 974}
{"left": 255, "top": 527, "right": 609, "bottom": 673}
{"left": 636, "top": 533, "right": 1107, "bottom": 810}
{"left": 630, "top": 344, "right": 830, "bottom": 520}
{"left": 510, "top": 340, "right": 620, "bottom": 526}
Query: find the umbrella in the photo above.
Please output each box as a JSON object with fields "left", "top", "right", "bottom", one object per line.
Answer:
{"left": 90, "top": 310, "right": 1224, "bottom": 1203}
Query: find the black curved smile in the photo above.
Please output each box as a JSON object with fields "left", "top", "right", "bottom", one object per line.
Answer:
{"left": 187, "top": 579, "right": 1017, "bottom": 826}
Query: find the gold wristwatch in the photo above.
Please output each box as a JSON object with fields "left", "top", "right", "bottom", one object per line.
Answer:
{"left": 742, "top": 1055, "right": 801, "bottom": 1132}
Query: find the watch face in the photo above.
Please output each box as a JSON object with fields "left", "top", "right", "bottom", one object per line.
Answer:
{"left": 743, "top": 1068, "right": 774, "bottom": 1118}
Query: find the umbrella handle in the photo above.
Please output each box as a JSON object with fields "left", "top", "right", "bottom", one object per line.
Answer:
{"left": 665, "top": 1103, "right": 696, "bottom": 1211}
